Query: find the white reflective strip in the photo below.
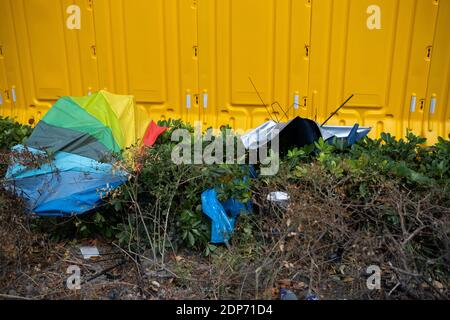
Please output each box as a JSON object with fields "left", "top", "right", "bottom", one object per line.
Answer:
{"left": 294, "top": 94, "right": 299, "bottom": 110}
{"left": 410, "top": 95, "right": 416, "bottom": 113}
{"left": 11, "top": 87, "right": 16, "bottom": 103}
{"left": 88, "top": 91, "right": 92, "bottom": 96}
{"left": 186, "top": 94, "right": 191, "bottom": 109}
{"left": 429, "top": 97, "right": 436, "bottom": 114}
{"left": 0, "top": 93, "right": 3, "bottom": 106}
{"left": 203, "top": 93, "right": 208, "bottom": 109}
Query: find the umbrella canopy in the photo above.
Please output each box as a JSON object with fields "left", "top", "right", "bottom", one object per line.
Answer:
{"left": 5, "top": 90, "right": 137, "bottom": 216}
{"left": 27, "top": 90, "right": 137, "bottom": 161}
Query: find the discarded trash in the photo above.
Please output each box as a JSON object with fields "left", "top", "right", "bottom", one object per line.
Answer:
{"left": 202, "top": 189, "right": 236, "bottom": 244}
{"left": 241, "top": 116, "right": 321, "bottom": 156}
{"left": 143, "top": 120, "right": 167, "bottom": 147}
{"left": 275, "top": 117, "right": 323, "bottom": 155}
{"left": 267, "top": 191, "right": 290, "bottom": 211}
{"left": 306, "top": 292, "right": 319, "bottom": 300}
{"left": 5, "top": 91, "right": 136, "bottom": 216}
{"left": 5, "top": 145, "right": 128, "bottom": 216}
{"left": 241, "top": 116, "right": 370, "bottom": 156}
{"left": 201, "top": 189, "right": 252, "bottom": 244}
{"left": 319, "top": 124, "right": 371, "bottom": 144}
{"left": 321, "top": 94, "right": 355, "bottom": 126}
{"left": 241, "top": 120, "right": 277, "bottom": 150}
{"left": 280, "top": 288, "right": 298, "bottom": 300}
{"left": 80, "top": 246, "right": 100, "bottom": 259}
{"left": 267, "top": 191, "right": 290, "bottom": 202}
{"left": 150, "top": 280, "right": 161, "bottom": 292}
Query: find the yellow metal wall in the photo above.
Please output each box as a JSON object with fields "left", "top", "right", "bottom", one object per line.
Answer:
{"left": 423, "top": 0, "right": 450, "bottom": 144}
{"left": 0, "top": 0, "right": 449, "bottom": 141}
{"left": 197, "top": 0, "right": 311, "bottom": 131}
{"left": 308, "top": 0, "right": 441, "bottom": 139}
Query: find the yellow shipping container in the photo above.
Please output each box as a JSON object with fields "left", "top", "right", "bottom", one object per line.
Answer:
{"left": 0, "top": 0, "right": 449, "bottom": 142}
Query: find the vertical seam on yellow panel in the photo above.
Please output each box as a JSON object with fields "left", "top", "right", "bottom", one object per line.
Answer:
{"left": 228, "top": 0, "right": 232, "bottom": 117}
{"left": 401, "top": 0, "right": 417, "bottom": 132}
{"left": 306, "top": 0, "right": 313, "bottom": 118}
{"left": 423, "top": 0, "right": 440, "bottom": 133}
{"left": 161, "top": 0, "right": 169, "bottom": 107}
{"left": 324, "top": 0, "right": 334, "bottom": 120}
{"left": 9, "top": 0, "right": 26, "bottom": 115}
{"left": 286, "top": 0, "right": 293, "bottom": 121}
{"left": 58, "top": 0, "right": 73, "bottom": 96}
{"left": 175, "top": 0, "right": 183, "bottom": 118}
{"left": 385, "top": 0, "right": 401, "bottom": 113}
{"left": 341, "top": 0, "right": 351, "bottom": 110}
{"left": 120, "top": 0, "right": 130, "bottom": 94}
{"left": 91, "top": 0, "right": 101, "bottom": 91}
{"left": 213, "top": 0, "right": 219, "bottom": 128}
{"left": 20, "top": 0, "right": 38, "bottom": 102}
{"left": 195, "top": 0, "right": 200, "bottom": 100}
{"left": 109, "top": 2, "right": 117, "bottom": 92}
{"left": 271, "top": 0, "right": 277, "bottom": 123}
{"left": 75, "top": 0, "right": 84, "bottom": 94}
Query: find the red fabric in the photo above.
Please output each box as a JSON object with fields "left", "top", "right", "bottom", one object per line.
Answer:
{"left": 143, "top": 121, "right": 167, "bottom": 147}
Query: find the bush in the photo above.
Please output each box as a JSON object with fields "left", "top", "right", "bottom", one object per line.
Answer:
{"left": 0, "top": 188, "right": 49, "bottom": 287}
{"left": 0, "top": 117, "right": 33, "bottom": 177}
{"left": 0, "top": 117, "right": 32, "bottom": 151}
{"left": 4, "top": 114, "right": 447, "bottom": 299}
{"left": 110, "top": 121, "right": 252, "bottom": 260}
{"left": 247, "top": 132, "right": 450, "bottom": 299}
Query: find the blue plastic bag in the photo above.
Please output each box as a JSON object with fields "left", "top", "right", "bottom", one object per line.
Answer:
{"left": 201, "top": 189, "right": 252, "bottom": 244}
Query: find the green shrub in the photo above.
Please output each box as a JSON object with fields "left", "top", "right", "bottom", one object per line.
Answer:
{"left": 0, "top": 117, "right": 32, "bottom": 150}
{"left": 110, "top": 129, "right": 252, "bottom": 257}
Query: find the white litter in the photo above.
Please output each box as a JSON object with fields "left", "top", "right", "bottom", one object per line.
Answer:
{"left": 80, "top": 246, "right": 100, "bottom": 259}
{"left": 267, "top": 191, "right": 290, "bottom": 202}
{"left": 319, "top": 125, "right": 371, "bottom": 140}
{"left": 240, "top": 120, "right": 277, "bottom": 150}
{"left": 241, "top": 119, "right": 372, "bottom": 151}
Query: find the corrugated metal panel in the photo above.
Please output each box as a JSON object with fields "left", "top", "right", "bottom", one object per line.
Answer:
{"left": 92, "top": 0, "right": 198, "bottom": 137}
{"left": 308, "top": 0, "right": 439, "bottom": 139}
{"left": 402, "top": 0, "right": 439, "bottom": 137}
{"left": 0, "top": 0, "right": 448, "bottom": 142}
{"left": 0, "top": 0, "right": 99, "bottom": 124}
{"left": 197, "top": 0, "right": 311, "bottom": 132}
{"left": 0, "top": 0, "right": 24, "bottom": 121}
{"left": 423, "top": 0, "right": 450, "bottom": 144}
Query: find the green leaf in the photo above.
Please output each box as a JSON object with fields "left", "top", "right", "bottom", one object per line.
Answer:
{"left": 188, "top": 232, "right": 195, "bottom": 247}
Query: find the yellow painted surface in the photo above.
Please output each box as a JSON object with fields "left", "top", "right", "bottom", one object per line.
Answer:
{"left": 0, "top": 0, "right": 449, "bottom": 142}
{"left": 308, "top": 0, "right": 440, "bottom": 139}
{"left": 423, "top": 0, "right": 450, "bottom": 144}
{"left": 198, "top": 0, "right": 311, "bottom": 132}
{"left": 92, "top": 0, "right": 202, "bottom": 134}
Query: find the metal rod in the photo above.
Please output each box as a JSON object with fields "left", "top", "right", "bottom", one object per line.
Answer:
{"left": 249, "top": 77, "right": 278, "bottom": 122}
{"left": 82, "top": 260, "right": 126, "bottom": 284}
{"left": 321, "top": 94, "right": 354, "bottom": 126}
{"left": 271, "top": 101, "right": 290, "bottom": 122}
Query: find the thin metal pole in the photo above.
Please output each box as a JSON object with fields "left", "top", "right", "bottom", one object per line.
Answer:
{"left": 321, "top": 94, "right": 354, "bottom": 126}
{"left": 249, "top": 77, "right": 278, "bottom": 122}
